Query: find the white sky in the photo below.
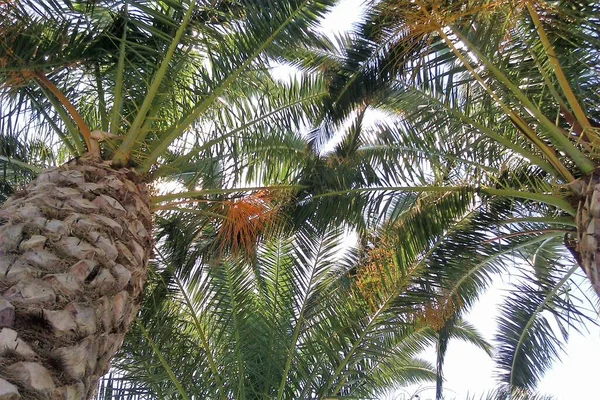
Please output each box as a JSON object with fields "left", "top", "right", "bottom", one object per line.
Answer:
{"left": 321, "top": 1, "right": 600, "bottom": 399}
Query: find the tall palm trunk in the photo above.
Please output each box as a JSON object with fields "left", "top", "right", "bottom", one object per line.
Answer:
{"left": 0, "top": 156, "right": 152, "bottom": 399}
{"left": 574, "top": 170, "right": 600, "bottom": 297}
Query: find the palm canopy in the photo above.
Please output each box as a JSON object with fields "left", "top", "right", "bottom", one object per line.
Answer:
{"left": 0, "top": 0, "right": 331, "bottom": 179}
{"left": 0, "top": 1, "right": 384, "bottom": 397}
{"left": 288, "top": 0, "right": 600, "bottom": 395}
{"left": 95, "top": 217, "right": 495, "bottom": 399}
{"left": 1, "top": 0, "right": 595, "bottom": 396}
{"left": 313, "top": 0, "right": 599, "bottom": 187}
{"left": 0, "top": 2, "right": 479, "bottom": 398}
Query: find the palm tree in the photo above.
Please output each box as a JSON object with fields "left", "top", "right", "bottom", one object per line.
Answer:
{"left": 0, "top": 0, "right": 335, "bottom": 397}
{"left": 292, "top": 0, "right": 600, "bottom": 395}
{"left": 94, "top": 217, "right": 493, "bottom": 399}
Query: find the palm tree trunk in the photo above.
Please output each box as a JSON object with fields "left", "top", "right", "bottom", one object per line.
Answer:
{"left": 575, "top": 170, "right": 600, "bottom": 297}
{"left": 435, "top": 324, "right": 451, "bottom": 400}
{"left": 0, "top": 156, "right": 152, "bottom": 399}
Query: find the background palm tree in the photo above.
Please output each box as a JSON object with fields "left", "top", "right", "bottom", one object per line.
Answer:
{"left": 0, "top": 0, "right": 337, "bottom": 397}
{"left": 94, "top": 216, "right": 493, "bottom": 399}
{"left": 291, "top": 0, "right": 600, "bottom": 396}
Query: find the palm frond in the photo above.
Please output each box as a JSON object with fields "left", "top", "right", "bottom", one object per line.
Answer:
{"left": 100, "top": 221, "right": 440, "bottom": 399}
{"left": 494, "top": 263, "right": 594, "bottom": 391}
{"left": 2, "top": 0, "right": 337, "bottom": 171}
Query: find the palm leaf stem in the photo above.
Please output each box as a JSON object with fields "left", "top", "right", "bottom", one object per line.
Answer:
{"left": 525, "top": 2, "right": 596, "bottom": 142}
{"left": 357, "top": 325, "right": 433, "bottom": 389}
{"left": 138, "top": 322, "right": 192, "bottom": 400}
{"left": 114, "top": 1, "right": 197, "bottom": 165}
{"left": 312, "top": 187, "right": 575, "bottom": 215}
{"left": 419, "top": 92, "right": 557, "bottom": 177}
{"left": 445, "top": 232, "right": 565, "bottom": 305}
{"left": 153, "top": 247, "right": 228, "bottom": 399}
{"left": 136, "top": 103, "right": 167, "bottom": 156}
{"left": 263, "top": 240, "right": 284, "bottom": 396}
{"left": 95, "top": 63, "right": 109, "bottom": 132}
{"left": 428, "top": 23, "right": 575, "bottom": 181}
{"left": 175, "top": 278, "right": 227, "bottom": 399}
{"left": 481, "top": 229, "right": 569, "bottom": 245}
{"left": 110, "top": 8, "right": 128, "bottom": 137}
{"left": 33, "top": 72, "right": 92, "bottom": 151}
{"left": 363, "top": 145, "right": 500, "bottom": 174}
{"left": 222, "top": 263, "right": 247, "bottom": 399}
{"left": 276, "top": 237, "right": 327, "bottom": 400}
{"left": 523, "top": 44, "right": 594, "bottom": 154}
{"left": 329, "top": 33, "right": 397, "bottom": 107}
{"left": 151, "top": 185, "right": 305, "bottom": 204}
{"left": 141, "top": 0, "right": 316, "bottom": 171}
{"left": 0, "top": 156, "right": 41, "bottom": 173}
{"left": 152, "top": 207, "right": 228, "bottom": 220}
{"left": 501, "top": 217, "right": 576, "bottom": 227}
{"left": 566, "top": 274, "right": 600, "bottom": 315}
{"left": 508, "top": 263, "right": 580, "bottom": 388}
{"left": 524, "top": 42, "right": 568, "bottom": 113}
{"left": 444, "top": 25, "right": 594, "bottom": 175}
{"left": 36, "top": 82, "right": 85, "bottom": 154}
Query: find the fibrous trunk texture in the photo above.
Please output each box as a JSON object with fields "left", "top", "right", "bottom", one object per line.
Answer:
{"left": 0, "top": 157, "right": 152, "bottom": 399}
{"left": 575, "top": 170, "right": 600, "bottom": 297}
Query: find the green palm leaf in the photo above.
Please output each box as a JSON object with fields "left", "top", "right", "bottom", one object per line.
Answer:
{"left": 100, "top": 223, "right": 439, "bottom": 399}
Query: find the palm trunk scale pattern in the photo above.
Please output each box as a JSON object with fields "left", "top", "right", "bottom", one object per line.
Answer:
{"left": 0, "top": 157, "right": 151, "bottom": 399}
